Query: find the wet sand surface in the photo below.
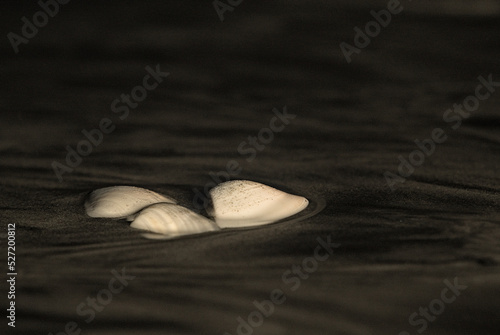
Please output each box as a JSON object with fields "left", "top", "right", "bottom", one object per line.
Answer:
{"left": 1, "top": 1, "right": 500, "bottom": 334}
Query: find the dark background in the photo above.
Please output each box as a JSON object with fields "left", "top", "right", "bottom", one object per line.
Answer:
{"left": 1, "top": 0, "right": 499, "bottom": 334}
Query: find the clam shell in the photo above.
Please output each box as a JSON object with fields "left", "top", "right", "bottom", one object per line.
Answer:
{"left": 131, "top": 203, "right": 219, "bottom": 236}
{"left": 207, "top": 180, "right": 309, "bottom": 228}
{"left": 85, "top": 186, "right": 176, "bottom": 218}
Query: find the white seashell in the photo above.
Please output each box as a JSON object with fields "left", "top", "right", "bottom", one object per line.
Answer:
{"left": 85, "top": 186, "right": 176, "bottom": 218}
{"left": 130, "top": 203, "right": 219, "bottom": 237}
{"left": 207, "top": 180, "right": 309, "bottom": 228}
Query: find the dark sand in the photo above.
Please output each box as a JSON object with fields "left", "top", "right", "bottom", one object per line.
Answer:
{"left": 1, "top": 1, "right": 500, "bottom": 334}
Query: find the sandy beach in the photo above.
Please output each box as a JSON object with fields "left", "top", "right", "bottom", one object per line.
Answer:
{"left": 1, "top": 1, "right": 500, "bottom": 334}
